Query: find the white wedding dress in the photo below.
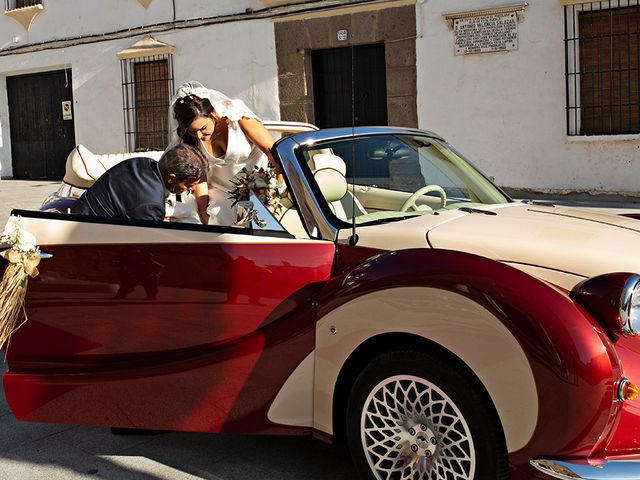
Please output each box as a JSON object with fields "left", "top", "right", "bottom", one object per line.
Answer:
{"left": 169, "top": 82, "right": 269, "bottom": 226}
{"left": 199, "top": 118, "right": 268, "bottom": 226}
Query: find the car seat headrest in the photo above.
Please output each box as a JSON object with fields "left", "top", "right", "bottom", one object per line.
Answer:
{"left": 311, "top": 153, "right": 347, "bottom": 176}
{"left": 314, "top": 168, "right": 348, "bottom": 203}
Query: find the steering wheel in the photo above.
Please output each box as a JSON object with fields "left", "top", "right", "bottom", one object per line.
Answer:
{"left": 400, "top": 185, "right": 447, "bottom": 212}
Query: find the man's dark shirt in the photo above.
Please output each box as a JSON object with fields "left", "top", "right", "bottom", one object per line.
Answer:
{"left": 71, "top": 157, "right": 166, "bottom": 221}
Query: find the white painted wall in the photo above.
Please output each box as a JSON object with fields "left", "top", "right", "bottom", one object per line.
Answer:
{"left": 0, "top": 18, "right": 279, "bottom": 177}
{"left": 1, "top": 0, "right": 638, "bottom": 194}
{"left": 166, "top": 21, "right": 280, "bottom": 121}
{"left": 0, "top": 0, "right": 265, "bottom": 48}
{"left": 416, "top": 0, "right": 640, "bottom": 195}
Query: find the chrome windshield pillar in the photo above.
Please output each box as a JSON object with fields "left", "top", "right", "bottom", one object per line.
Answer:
{"left": 274, "top": 136, "right": 338, "bottom": 241}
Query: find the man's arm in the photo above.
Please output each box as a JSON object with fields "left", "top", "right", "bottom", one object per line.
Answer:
{"left": 128, "top": 203, "right": 166, "bottom": 222}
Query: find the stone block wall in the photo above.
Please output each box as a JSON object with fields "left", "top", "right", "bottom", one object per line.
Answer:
{"left": 274, "top": 3, "right": 417, "bottom": 128}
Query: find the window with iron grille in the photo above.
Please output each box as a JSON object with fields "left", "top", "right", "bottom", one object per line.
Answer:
{"left": 120, "top": 55, "right": 174, "bottom": 152}
{"left": 565, "top": 2, "right": 640, "bottom": 135}
{"left": 5, "top": 0, "right": 41, "bottom": 9}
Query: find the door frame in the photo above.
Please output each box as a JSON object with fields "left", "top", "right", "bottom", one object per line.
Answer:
{"left": 274, "top": 3, "right": 417, "bottom": 128}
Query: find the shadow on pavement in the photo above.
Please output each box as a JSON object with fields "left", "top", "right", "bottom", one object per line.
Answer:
{"left": 0, "top": 358, "right": 357, "bottom": 480}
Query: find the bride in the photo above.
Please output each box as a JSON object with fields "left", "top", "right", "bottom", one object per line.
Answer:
{"left": 171, "top": 81, "right": 279, "bottom": 225}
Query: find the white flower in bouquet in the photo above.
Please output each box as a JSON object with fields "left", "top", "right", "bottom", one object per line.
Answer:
{"left": 14, "top": 229, "right": 38, "bottom": 254}
{"left": 228, "top": 165, "right": 287, "bottom": 216}
{"left": 1, "top": 216, "right": 40, "bottom": 255}
{"left": 253, "top": 176, "right": 268, "bottom": 190}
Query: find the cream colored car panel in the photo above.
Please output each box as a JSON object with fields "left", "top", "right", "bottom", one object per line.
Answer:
{"left": 548, "top": 206, "right": 640, "bottom": 228}
{"left": 502, "top": 262, "right": 587, "bottom": 291}
{"left": 416, "top": 203, "right": 640, "bottom": 287}
{"left": 572, "top": 206, "right": 640, "bottom": 217}
{"left": 18, "top": 216, "right": 322, "bottom": 246}
{"left": 338, "top": 202, "right": 640, "bottom": 288}
{"left": 267, "top": 352, "right": 314, "bottom": 427}
{"left": 313, "top": 287, "right": 538, "bottom": 453}
{"left": 337, "top": 208, "right": 466, "bottom": 250}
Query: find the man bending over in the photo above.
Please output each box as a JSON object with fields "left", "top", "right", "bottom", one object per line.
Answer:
{"left": 71, "top": 143, "right": 207, "bottom": 221}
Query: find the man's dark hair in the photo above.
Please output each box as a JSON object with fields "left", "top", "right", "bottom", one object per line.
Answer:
{"left": 158, "top": 143, "right": 207, "bottom": 182}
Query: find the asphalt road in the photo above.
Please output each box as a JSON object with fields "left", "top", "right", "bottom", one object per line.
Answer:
{"left": 0, "top": 180, "right": 357, "bottom": 480}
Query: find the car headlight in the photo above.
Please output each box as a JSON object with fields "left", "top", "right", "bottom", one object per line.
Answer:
{"left": 620, "top": 275, "right": 640, "bottom": 336}
{"left": 571, "top": 272, "right": 640, "bottom": 338}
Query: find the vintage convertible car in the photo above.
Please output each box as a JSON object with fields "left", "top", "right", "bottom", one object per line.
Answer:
{"left": 3, "top": 126, "right": 640, "bottom": 480}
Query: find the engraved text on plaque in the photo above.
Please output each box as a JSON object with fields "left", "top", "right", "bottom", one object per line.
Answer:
{"left": 454, "top": 12, "right": 518, "bottom": 55}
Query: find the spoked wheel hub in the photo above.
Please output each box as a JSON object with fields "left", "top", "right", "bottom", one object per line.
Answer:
{"left": 360, "top": 374, "right": 475, "bottom": 479}
{"left": 407, "top": 422, "right": 437, "bottom": 458}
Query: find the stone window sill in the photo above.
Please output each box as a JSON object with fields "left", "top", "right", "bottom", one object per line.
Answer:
{"left": 567, "top": 134, "right": 640, "bottom": 143}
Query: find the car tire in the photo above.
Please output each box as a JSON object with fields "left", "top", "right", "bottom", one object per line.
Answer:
{"left": 346, "top": 348, "right": 509, "bottom": 480}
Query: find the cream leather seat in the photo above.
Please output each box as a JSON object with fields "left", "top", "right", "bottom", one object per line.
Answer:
{"left": 63, "top": 144, "right": 163, "bottom": 189}
{"left": 312, "top": 155, "right": 350, "bottom": 220}
{"left": 63, "top": 145, "right": 109, "bottom": 189}
{"left": 278, "top": 153, "right": 366, "bottom": 237}
{"left": 278, "top": 203, "right": 309, "bottom": 238}
{"left": 310, "top": 153, "right": 366, "bottom": 221}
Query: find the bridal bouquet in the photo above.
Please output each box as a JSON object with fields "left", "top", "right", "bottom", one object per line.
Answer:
{"left": 228, "top": 165, "right": 287, "bottom": 216}
{"left": 0, "top": 216, "right": 41, "bottom": 349}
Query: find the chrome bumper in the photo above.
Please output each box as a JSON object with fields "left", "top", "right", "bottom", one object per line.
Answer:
{"left": 531, "top": 458, "right": 640, "bottom": 479}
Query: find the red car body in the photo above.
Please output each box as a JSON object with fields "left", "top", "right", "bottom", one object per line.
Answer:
{"left": 4, "top": 126, "right": 640, "bottom": 479}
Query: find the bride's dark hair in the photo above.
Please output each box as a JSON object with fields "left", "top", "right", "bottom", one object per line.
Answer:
{"left": 173, "top": 95, "right": 215, "bottom": 146}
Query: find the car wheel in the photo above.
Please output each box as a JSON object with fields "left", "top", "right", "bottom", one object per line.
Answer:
{"left": 346, "top": 348, "right": 508, "bottom": 480}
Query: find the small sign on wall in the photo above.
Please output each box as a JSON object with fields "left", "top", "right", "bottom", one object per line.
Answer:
{"left": 62, "top": 100, "right": 72, "bottom": 120}
{"left": 443, "top": 3, "right": 527, "bottom": 56}
{"left": 454, "top": 13, "right": 518, "bottom": 55}
{"left": 337, "top": 29, "right": 348, "bottom": 41}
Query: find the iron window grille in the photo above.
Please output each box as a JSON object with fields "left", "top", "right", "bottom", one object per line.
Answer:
{"left": 5, "top": 0, "right": 41, "bottom": 9}
{"left": 565, "top": 1, "right": 640, "bottom": 136}
{"left": 120, "top": 54, "right": 174, "bottom": 152}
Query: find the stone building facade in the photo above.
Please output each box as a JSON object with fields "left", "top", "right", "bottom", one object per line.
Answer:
{"left": 0, "top": 0, "right": 639, "bottom": 198}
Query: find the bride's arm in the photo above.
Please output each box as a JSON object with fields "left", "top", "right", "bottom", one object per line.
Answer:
{"left": 193, "top": 182, "right": 210, "bottom": 224}
{"left": 238, "top": 118, "right": 278, "bottom": 170}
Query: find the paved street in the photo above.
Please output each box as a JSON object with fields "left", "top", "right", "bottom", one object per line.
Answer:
{"left": 0, "top": 179, "right": 356, "bottom": 480}
{"left": 0, "top": 179, "right": 58, "bottom": 226}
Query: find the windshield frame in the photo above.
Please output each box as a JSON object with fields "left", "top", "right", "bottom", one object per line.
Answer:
{"left": 274, "top": 127, "right": 512, "bottom": 240}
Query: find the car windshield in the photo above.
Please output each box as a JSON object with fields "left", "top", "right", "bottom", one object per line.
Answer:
{"left": 298, "top": 133, "right": 510, "bottom": 226}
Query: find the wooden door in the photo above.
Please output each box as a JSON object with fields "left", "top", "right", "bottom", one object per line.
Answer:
{"left": 7, "top": 69, "right": 76, "bottom": 180}
{"left": 312, "top": 43, "right": 388, "bottom": 128}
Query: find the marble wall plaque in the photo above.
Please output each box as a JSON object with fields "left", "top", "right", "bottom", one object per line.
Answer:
{"left": 454, "top": 12, "right": 518, "bottom": 55}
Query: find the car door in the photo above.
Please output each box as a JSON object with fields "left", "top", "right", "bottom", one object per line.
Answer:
{"left": 3, "top": 212, "right": 335, "bottom": 434}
